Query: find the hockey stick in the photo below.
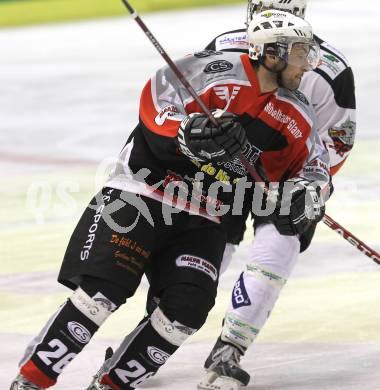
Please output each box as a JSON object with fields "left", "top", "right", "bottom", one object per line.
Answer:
{"left": 323, "top": 215, "right": 380, "bottom": 264}
{"left": 121, "top": 0, "right": 380, "bottom": 265}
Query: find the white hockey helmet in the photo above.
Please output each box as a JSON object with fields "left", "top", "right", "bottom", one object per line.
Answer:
{"left": 247, "top": 10, "right": 319, "bottom": 70}
{"left": 247, "top": 0, "right": 308, "bottom": 25}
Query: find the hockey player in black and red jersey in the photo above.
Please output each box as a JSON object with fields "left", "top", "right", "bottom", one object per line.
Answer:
{"left": 197, "top": 1, "right": 356, "bottom": 389}
{"left": 10, "top": 10, "right": 330, "bottom": 390}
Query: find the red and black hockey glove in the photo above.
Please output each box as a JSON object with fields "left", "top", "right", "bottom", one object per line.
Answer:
{"left": 177, "top": 112, "right": 248, "bottom": 163}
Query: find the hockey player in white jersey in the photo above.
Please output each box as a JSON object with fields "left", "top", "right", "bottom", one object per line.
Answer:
{"left": 198, "top": 1, "right": 356, "bottom": 389}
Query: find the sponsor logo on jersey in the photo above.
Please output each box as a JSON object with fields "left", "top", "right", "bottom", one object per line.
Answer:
{"left": 176, "top": 255, "right": 218, "bottom": 281}
{"left": 328, "top": 117, "right": 356, "bottom": 156}
{"left": 303, "top": 158, "right": 330, "bottom": 181}
{"left": 67, "top": 321, "right": 91, "bottom": 344}
{"left": 218, "top": 33, "right": 247, "bottom": 49}
{"left": 321, "top": 42, "right": 348, "bottom": 65}
{"left": 320, "top": 53, "right": 342, "bottom": 76}
{"left": 147, "top": 346, "right": 171, "bottom": 365}
{"left": 204, "top": 60, "right": 234, "bottom": 74}
{"left": 232, "top": 273, "right": 251, "bottom": 309}
{"left": 304, "top": 158, "right": 329, "bottom": 173}
{"left": 287, "top": 119, "right": 303, "bottom": 139}
{"left": 264, "top": 102, "right": 291, "bottom": 124}
{"left": 264, "top": 102, "right": 303, "bottom": 139}
{"left": 324, "top": 54, "right": 339, "bottom": 63}
{"left": 155, "top": 105, "right": 180, "bottom": 126}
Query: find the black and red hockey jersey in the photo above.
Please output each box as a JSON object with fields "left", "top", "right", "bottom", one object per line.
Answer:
{"left": 106, "top": 51, "right": 329, "bottom": 220}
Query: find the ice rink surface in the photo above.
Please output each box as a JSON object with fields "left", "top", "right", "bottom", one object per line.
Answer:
{"left": 1, "top": 1, "right": 380, "bottom": 389}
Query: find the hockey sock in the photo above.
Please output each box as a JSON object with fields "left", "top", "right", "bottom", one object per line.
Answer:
{"left": 18, "top": 277, "right": 127, "bottom": 388}
{"left": 19, "top": 298, "right": 100, "bottom": 388}
{"left": 100, "top": 307, "right": 196, "bottom": 390}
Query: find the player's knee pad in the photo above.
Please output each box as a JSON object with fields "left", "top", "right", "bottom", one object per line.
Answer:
{"left": 149, "top": 306, "right": 196, "bottom": 347}
{"left": 70, "top": 287, "right": 117, "bottom": 327}
{"left": 159, "top": 283, "right": 215, "bottom": 330}
{"left": 19, "top": 293, "right": 105, "bottom": 385}
{"left": 222, "top": 262, "right": 288, "bottom": 350}
{"left": 80, "top": 275, "right": 130, "bottom": 307}
{"left": 250, "top": 223, "right": 300, "bottom": 279}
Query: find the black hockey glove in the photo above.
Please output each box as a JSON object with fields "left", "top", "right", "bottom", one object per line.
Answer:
{"left": 177, "top": 112, "right": 248, "bottom": 163}
{"left": 273, "top": 178, "right": 326, "bottom": 236}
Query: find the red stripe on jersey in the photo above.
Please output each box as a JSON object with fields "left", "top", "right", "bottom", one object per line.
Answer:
{"left": 20, "top": 360, "right": 56, "bottom": 388}
{"left": 139, "top": 79, "right": 180, "bottom": 138}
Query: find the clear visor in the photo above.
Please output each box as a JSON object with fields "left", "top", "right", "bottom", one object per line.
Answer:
{"left": 278, "top": 38, "right": 320, "bottom": 71}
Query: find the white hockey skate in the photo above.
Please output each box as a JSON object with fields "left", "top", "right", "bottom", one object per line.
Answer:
{"left": 198, "top": 337, "right": 250, "bottom": 390}
{"left": 9, "top": 374, "right": 44, "bottom": 390}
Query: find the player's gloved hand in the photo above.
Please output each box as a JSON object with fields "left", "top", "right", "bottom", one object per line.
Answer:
{"left": 177, "top": 112, "right": 248, "bottom": 163}
{"left": 273, "top": 178, "right": 326, "bottom": 236}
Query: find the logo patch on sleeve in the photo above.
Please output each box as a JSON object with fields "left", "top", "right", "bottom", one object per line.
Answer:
{"left": 328, "top": 117, "right": 356, "bottom": 156}
{"left": 176, "top": 255, "right": 218, "bottom": 281}
{"left": 232, "top": 273, "right": 251, "bottom": 309}
{"left": 154, "top": 104, "right": 180, "bottom": 126}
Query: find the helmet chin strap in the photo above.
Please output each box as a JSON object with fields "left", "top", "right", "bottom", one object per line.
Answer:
{"left": 277, "top": 71, "right": 286, "bottom": 88}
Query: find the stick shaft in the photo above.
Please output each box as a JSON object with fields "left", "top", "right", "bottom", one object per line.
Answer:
{"left": 322, "top": 215, "right": 380, "bottom": 264}
{"left": 121, "top": 0, "right": 218, "bottom": 126}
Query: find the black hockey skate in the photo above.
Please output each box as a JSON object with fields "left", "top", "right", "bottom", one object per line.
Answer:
{"left": 86, "top": 347, "right": 114, "bottom": 390}
{"left": 9, "top": 374, "right": 44, "bottom": 390}
{"left": 198, "top": 336, "right": 250, "bottom": 390}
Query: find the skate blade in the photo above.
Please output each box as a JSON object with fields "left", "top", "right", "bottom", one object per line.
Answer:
{"left": 198, "top": 372, "right": 241, "bottom": 390}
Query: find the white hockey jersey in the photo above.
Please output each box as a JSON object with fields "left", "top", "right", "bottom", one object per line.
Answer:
{"left": 206, "top": 29, "right": 356, "bottom": 175}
